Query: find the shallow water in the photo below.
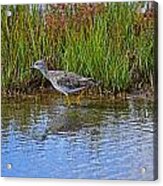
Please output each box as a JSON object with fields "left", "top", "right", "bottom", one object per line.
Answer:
{"left": 1, "top": 94, "right": 157, "bottom": 180}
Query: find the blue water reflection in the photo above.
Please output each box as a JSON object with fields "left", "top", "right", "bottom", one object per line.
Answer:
{"left": 1, "top": 95, "right": 156, "bottom": 180}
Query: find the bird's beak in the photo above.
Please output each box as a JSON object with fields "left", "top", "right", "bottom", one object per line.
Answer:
{"left": 30, "top": 63, "right": 35, "bottom": 69}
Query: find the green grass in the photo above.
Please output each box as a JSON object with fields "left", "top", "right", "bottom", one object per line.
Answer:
{"left": 1, "top": 2, "right": 156, "bottom": 95}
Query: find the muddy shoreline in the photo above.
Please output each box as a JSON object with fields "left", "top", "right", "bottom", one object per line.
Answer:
{"left": 1, "top": 86, "right": 155, "bottom": 102}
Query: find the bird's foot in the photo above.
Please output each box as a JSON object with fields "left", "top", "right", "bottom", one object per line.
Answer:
{"left": 76, "top": 96, "right": 81, "bottom": 106}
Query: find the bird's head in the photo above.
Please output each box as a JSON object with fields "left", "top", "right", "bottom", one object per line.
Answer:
{"left": 31, "top": 59, "right": 47, "bottom": 71}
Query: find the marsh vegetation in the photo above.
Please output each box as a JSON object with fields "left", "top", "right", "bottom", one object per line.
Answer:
{"left": 1, "top": 2, "right": 157, "bottom": 95}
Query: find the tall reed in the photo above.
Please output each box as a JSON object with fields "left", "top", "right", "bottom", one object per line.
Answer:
{"left": 1, "top": 2, "right": 155, "bottom": 94}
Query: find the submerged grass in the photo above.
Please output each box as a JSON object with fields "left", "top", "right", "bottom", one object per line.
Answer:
{"left": 1, "top": 2, "right": 157, "bottom": 95}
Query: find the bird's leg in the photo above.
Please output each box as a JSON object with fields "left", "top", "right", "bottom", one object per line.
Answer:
{"left": 65, "top": 95, "right": 71, "bottom": 107}
{"left": 76, "top": 90, "right": 85, "bottom": 105}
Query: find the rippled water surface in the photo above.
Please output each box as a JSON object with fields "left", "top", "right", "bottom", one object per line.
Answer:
{"left": 1, "top": 94, "right": 156, "bottom": 180}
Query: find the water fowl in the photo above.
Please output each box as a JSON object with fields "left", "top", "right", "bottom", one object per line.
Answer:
{"left": 31, "top": 59, "right": 98, "bottom": 105}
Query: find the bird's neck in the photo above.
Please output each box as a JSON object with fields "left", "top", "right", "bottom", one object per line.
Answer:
{"left": 39, "top": 67, "right": 49, "bottom": 79}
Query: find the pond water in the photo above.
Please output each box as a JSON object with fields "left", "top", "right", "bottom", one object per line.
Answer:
{"left": 1, "top": 93, "right": 157, "bottom": 180}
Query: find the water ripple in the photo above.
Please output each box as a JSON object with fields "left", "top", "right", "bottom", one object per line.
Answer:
{"left": 1, "top": 95, "right": 156, "bottom": 180}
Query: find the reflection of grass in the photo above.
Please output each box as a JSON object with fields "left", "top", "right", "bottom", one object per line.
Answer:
{"left": 1, "top": 93, "right": 154, "bottom": 132}
{"left": 1, "top": 2, "right": 157, "bottom": 95}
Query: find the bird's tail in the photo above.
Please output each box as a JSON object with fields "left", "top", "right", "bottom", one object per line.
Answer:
{"left": 87, "top": 78, "right": 102, "bottom": 88}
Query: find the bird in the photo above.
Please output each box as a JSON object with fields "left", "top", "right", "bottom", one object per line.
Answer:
{"left": 31, "top": 59, "right": 99, "bottom": 106}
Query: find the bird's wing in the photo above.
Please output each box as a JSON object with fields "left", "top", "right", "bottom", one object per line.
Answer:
{"left": 48, "top": 70, "right": 96, "bottom": 90}
{"left": 58, "top": 72, "right": 95, "bottom": 90}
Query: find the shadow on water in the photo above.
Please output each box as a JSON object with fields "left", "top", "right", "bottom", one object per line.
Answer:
{"left": 1, "top": 93, "right": 156, "bottom": 180}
